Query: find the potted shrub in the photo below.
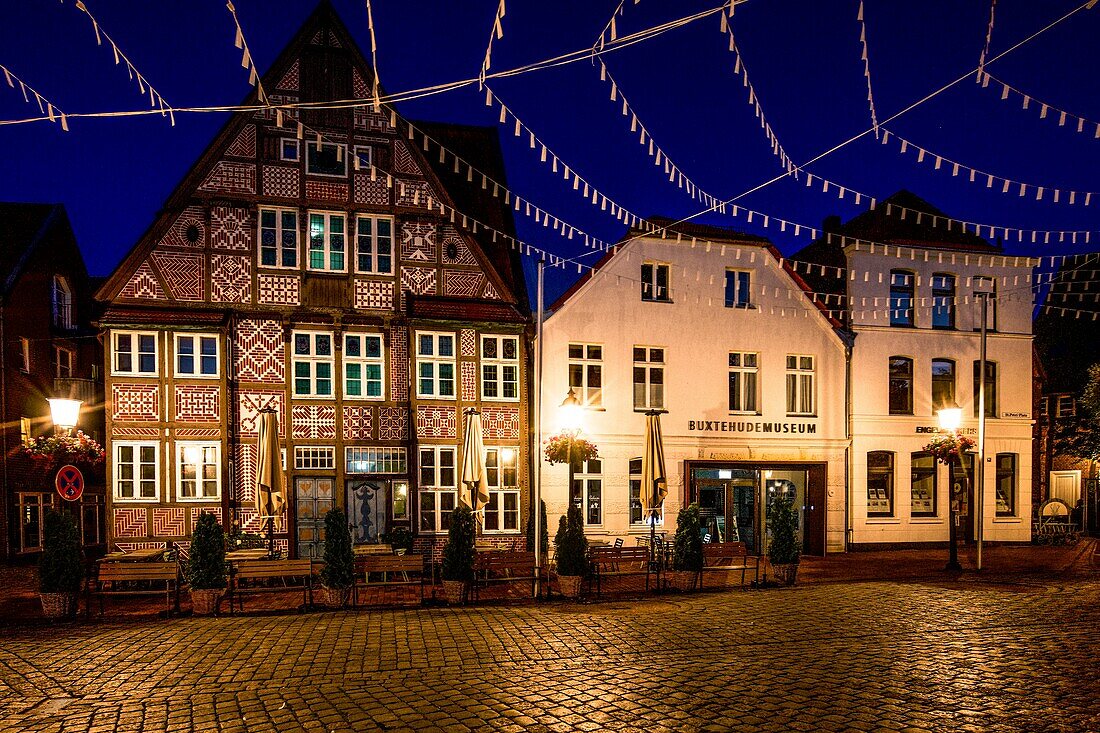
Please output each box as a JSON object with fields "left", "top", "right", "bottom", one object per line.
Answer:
{"left": 382, "top": 526, "right": 415, "bottom": 555}
{"left": 668, "top": 503, "right": 703, "bottom": 592}
{"left": 553, "top": 505, "right": 588, "bottom": 599}
{"left": 187, "top": 512, "right": 226, "bottom": 615}
{"left": 440, "top": 505, "right": 476, "bottom": 604}
{"left": 525, "top": 499, "right": 549, "bottom": 556}
{"left": 767, "top": 497, "right": 801, "bottom": 586}
{"left": 319, "top": 507, "right": 355, "bottom": 607}
{"left": 38, "top": 509, "right": 84, "bottom": 619}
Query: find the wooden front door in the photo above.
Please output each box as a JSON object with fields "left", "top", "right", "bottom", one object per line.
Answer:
{"left": 295, "top": 477, "right": 334, "bottom": 559}
{"left": 803, "top": 465, "right": 827, "bottom": 556}
{"left": 347, "top": 480, "right": 388, "bottom": 544}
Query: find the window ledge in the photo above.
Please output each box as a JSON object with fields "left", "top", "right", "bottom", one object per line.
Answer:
{"left": 992, "top": 517, "right": 1022, "bottom": 523}
{"left": 909, "top": 517, "right": 943, "bottom": 524}
{"left": 865, "top": 518, "right": 902, "bottom": 524}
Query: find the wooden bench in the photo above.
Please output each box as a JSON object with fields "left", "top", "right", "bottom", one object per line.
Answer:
{"left": 230, "top": 559, "right": 313, "bottom": 613}
{"left": 701, "top": 543, "right": 760, "bottom": 588}
{"left": 589, "top": 547, "right": 651, "bottom": 596}
{"left": 473, "top": 551, "right": 539, "bottom": 602}
{"left": 354, "top": 554, "right": 427, "bottom": 605}
{"left": 87, "top": 561, "right": 181, "bottom": 617}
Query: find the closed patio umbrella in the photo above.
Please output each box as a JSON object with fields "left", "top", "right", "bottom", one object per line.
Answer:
{"left": 255, "top": 408, "right": 285, "bottom": 557}
{"left": 641, "top": 410, "right": 668, "bottom": 559}
{"left": 460, "top": 408, "right": 490, "bottom": 517}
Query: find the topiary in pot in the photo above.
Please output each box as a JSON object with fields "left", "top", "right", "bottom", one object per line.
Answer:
{"left": 187, "top": 512, "right": 226, "bottom": 615}
{"left": 38, "top": 509, "right": 84, "bottom": 619}
{"left": 382, "top": 526, "right": 414, "bottom": 554}
{"left": 525, "top": 499, "right": 549, "bottom": 556}
{"left": 440, "top": 505, "right": 476, "bottom": 604}
{"left": 319, "top": 507, "right": 355, "bottom": 607}
{"left": 767, "top": 497, "right": 801, "bottom": 586}
{"left": 669, "top": 503, "right": 703, "bottom": 592}
{"left": 553, "top": 505, "right": 588, "bottom": 599}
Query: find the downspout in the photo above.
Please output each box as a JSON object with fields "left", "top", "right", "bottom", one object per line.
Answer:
{"left": 842, "top": 330, "right": 855, "bottom": 552}
{"left": 0, "top": 304, "right": 9, "bottom": 559}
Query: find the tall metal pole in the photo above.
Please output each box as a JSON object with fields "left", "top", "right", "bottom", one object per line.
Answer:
{"left": 533, "top": 258, "right": 545, "bottom": 598}
{"left": 977, "top": 292, "right": 988, "bottom": 571}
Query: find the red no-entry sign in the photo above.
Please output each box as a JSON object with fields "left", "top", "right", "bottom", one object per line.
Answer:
{"left": 55, "top": 464, "right": 84, "bottom": 501}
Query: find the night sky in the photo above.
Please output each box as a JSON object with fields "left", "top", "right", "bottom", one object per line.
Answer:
{"left": 2, "top": 0, "right": 1098, "bottom": 304}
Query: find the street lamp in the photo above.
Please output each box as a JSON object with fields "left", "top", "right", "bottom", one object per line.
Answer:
{"left": 560, "top": 388, "right": 584, "bottom": 528}
{"left": 48, "top": 398, "right": 82, "bottom": 435}
{"left": 974, "top": 282, "right": 994, "bottom": 572}
{"left": 938, "top": 402, "right": 963, "bottom": 572}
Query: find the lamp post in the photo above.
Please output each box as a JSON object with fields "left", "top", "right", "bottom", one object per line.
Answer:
{"left": 560, "top": 387, "right": 583, "bottom": 526}
{"left": 48, "top": 398, "right": 82, "bottom": 436}
{"left": 974, "top": 287, "right": 992, "bottom": 572}
{"left": 938, "top": 403, "right": 963, "bottom": 572}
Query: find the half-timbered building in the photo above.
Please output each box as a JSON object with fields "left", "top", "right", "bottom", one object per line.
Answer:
{"left": 95, "top": 4, "right": 530, "bottom": 559}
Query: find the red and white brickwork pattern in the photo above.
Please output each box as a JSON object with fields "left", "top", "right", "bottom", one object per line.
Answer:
{"left": 400, "top": 266, "right": 437, "bottom": 300}
{"left": 176, "top": 428, "right": 220, "bottom": 439}
{"left": 240, "top": 509, "right": 284, "bottom": 534}
{"left": 235, "top": 444, "right": 256, "bottom": 503}
{"left": 151, "top": 251, "right": 204, "bottom": 301}
{"left": 258, "top": 274, "right": 300, "bottom": 306}
{"left": 277, "top": 60, "right": 299, "bottom": 91}
{"left": 401, "top": 222, "right": 436, "bottom": 262}
{"left": 263, "top": 165, "right": 300, "bottom": 198}
{"left": 190, "top": 506, "right": 222, "bottom": 531}
{"left": 343, "top": 405, "right": 373, "bottom": 440}
{"left": 354, "top": 279, "right": 394, "bottom": 310}
{"left": 461, "top": 361, "right": 477, "bottom": 402}
{"left": 237, "top": 390, "right": 285, "bottom": 437}
{"left": 211, "top": 205, "right": 252, "bottom": 251}
{"left": 153, "top": 508, "right": 186, "bottom": 537}
{"left": 389, "top": 327, "right": 408, "bottom": 401}
{"left": 482, "top": 406, "right": 522, "bottom": 440}
{"left": 174, "top": 385, "right": 220, "bottom": 422}
{"left": 115, "top": 542, "right": 165, "bottom": 552}
{"left": 119, "top": 261, "right": 166, "bottom": 300}
{"left": 378, "top": 407, "right": 409, "bottom": 441}
{"left": 113, "top": 508, "right": 146, "bottom": 538}
{"left": 159, "top": 206, "right": 206, "bottom": 249}
{"left": 354, "top": 174, "right": 390, "bottom": 205}
{"left": 460, "top": 329, "right": 477, "bottom": 357}
{"left": 198, "top": 161, "right": 256, "bottom": 195}
{"left": 291, "top": 404, "right": 337, "bottom": 440}
{"left": 392, "top": 140, "right": 423, "bottom": 175}
{"left": 353, "top": 67, "right": 370, "bottom": 98}
{"left": 112, "top": 427, "right": 160, "bottom": 439}
{"left": 233, "top": 319, "right": 285, "bottom": 383}
{"left": 396, "top": 179, "right": 432, "bottom": 208}
{"left": 482, "top": 282, "right": 501, "bottom": 300}
{"left": 225, "top": 125, "right": 256, "bottom": 158}
{"left": 441, "top": 226, "right": 478, "bottom": 265}
{"left": 305, "top": 179, "right": 349, "bottom": 202}
{"left": 111, "top": 384, "right": 160, "bottom": 421}
{"left": 211, "top": 255, "right": 252, "bottom": 303}
{"left": 416, "top": 405, "right": 458, "bottom": 439}
{"left": 443, "top": 270, "right": 485, "bottom": 298}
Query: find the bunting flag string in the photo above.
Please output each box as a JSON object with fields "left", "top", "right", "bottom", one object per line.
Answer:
{"left": 224, "top": 1, "right": 268, "bottom": 104}
{"left": 363, "top": 0, "right": 382, "bottom": 112}
{"left": 60, "top": 0, "right": 173, "bottom": 125}
{"left": 977, "top": 0, "right": 998, "bottom": 75}
{"left": 592, "top": 0, "right": 631, "bottom": 53}
{"left": 0, "top": 64, "right": 68, "bottom": 131}
{"left": 479, "top": 0, "right": 507, "bottom": 87}
{"left": 856, "top": 0, "right": 878, "bottom": 135}
{"left": 981, "top": 70, "right": 1100, "bottom": 140}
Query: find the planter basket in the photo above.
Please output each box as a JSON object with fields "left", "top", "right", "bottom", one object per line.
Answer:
{"left": 190, "top": 588, "right": 224, "bottom": 616}
{"left": 39, "top": 592, "right": 78, "bottom": 619}
{"left": 666, "top": 570, "right": 697, "bottom": 592}
{"left": 771, "top": 563, "right": 799, "bottom": 587}
{"left": 442, "top": 580, "right": 467, "bottom": 605}
{"left": 558, "top": 574, "right": 583, "bottom": 599}
{"left": 322, "top": 585, "right": 353, "bottom": 608}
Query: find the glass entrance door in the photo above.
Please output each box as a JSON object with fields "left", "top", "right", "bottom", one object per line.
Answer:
{"left": 296, "top": 477, "right": 334, "bottom": 559}
{"left": 764, "top": 471, "right": 806, "bottom": 552}
{"left": 348, "top": 480, "right": 388, "bottom": 544}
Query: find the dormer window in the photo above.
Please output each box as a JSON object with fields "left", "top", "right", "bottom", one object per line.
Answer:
{"left": 306, "top": 141, "right": 347, "bottom": 177}
{"left": 52, "top": 276, "right": 72, "bottom": 329}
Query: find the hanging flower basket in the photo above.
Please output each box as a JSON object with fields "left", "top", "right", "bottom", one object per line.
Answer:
{"left": 922, "top": 433, "right": 976, "bottom": 465}
{"left": 544, "top": 430, "right": 599, "bottom": 466}
{"left": 19, "top": 431, "right": 105, "bottom": 472}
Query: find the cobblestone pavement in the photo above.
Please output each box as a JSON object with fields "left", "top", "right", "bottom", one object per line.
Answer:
{"left": 2, "top": 577, "right": 1100, "bottom": 733}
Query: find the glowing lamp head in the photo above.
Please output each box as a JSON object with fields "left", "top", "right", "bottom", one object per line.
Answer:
{"left": 48, "top": 398, "right": 82, "bottom": 431}
{"left": 937, "top": 405, "right": 962, "bottom": 432}
{"left": 559, "top": 388, "right": 583, "bottom": 431}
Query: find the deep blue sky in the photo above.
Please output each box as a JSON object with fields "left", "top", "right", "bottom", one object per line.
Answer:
{"left": 2, "top": 0, "right": 1098, "bottom": 303}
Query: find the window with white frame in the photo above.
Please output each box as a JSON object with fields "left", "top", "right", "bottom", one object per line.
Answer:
{"left": 17, "top": 493, "right": 54, "bottom": 552}
{"left": 355, "top": 215, "right": 393, "bottom": 274}
{"left": 113, "top": 332, "right": 158, "bottom": 375}
{"left": 724, "top": 270, "right": 752, "bottom": 308}
{"left": 52, "top": 275, "right": 73, "bottom": 329}
{"left": 307, "top": 211, "right": 346, "bottom": 272}
{"left": 641, "top": 261, "right": 671, "bottom": 302}
{"left": 484, "top": 447, "right": 520, "bottom": 532}
{"left": 18, "top": 337, "right": 29, "bottom": 372}
{"left": 567, "top": 343, "right": 602, "bottom": 407}
{"left": 353, "top": 145, "right": 372, "bottom": 171}
{"left": 419, "top": 446, "right": 456, "bottom": 533}
{"left": 416, "top": 332, "right": 456, "bottom": 398}
{"left": 344, "top": 333, "right": 384, "bottom": 399}
{"left": 259, "top": 208, "right": 299, "bottom": 268}
{"left": 867, "top": 451, "right": 894, "bottom": 517}
{"left": 481, "top": 335, "right": 519, "bottom": 401}
{"left": 571, "top": 458, "right": 602, "bottom": 525}
{"left": 345, "top": 447, "right": 407, "bottom": 474}
{"left": 728, "top": 351, "right": 759, "bottom": 413}
{"left": 628, "top": 457, "right": 663, "bottom": 525}
{"left": 292, "top": 331, "right": 334, "bottom": 397}
{"left": 114, "top": 442, "right": 159, "bottom": 501}
{"left": 177, "top": 443, "right": 220, "bottom": 501}
{"left": 54, "top": 346, "right": 73, "bottom": 379}
{"left": 995, "top": 453, "right": 1017, "bottom": 516}
{"left": 633, "top": 346, "right": 665, "bottom": 410}
{"left": 294, "top": 446, "right": 336, "bottom": 470}
{"left": 279, "top": 138, "right": 300, "bottom": 162}
{"left": 305, "top": 141, "right": 347, "bottom": 177}
{"left": 785, "top": 354, "right": 815, "bottom": 416}
{"left": 175, "top": 334, "right": 219, "bottom": 377}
